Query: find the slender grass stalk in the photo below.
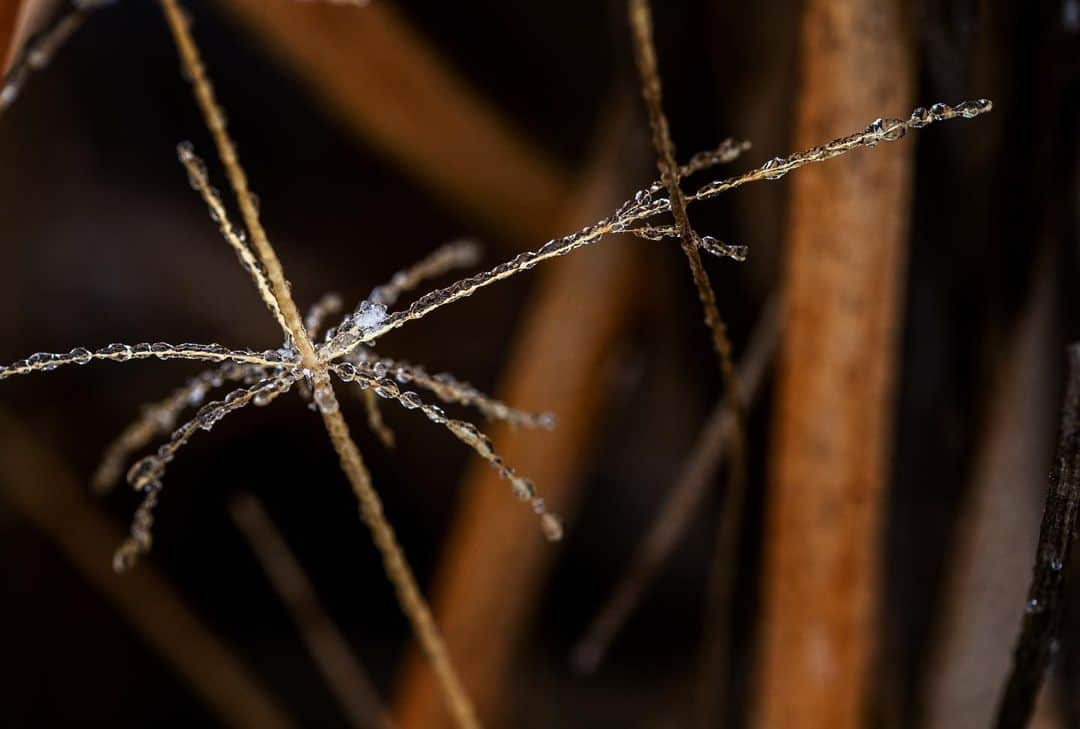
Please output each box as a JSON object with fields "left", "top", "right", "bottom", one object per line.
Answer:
{"left": 158, "top": 2, "right": 479, "bottom": 725}
{"left": 627, "top": 0, "right": 739, "bottom": 388}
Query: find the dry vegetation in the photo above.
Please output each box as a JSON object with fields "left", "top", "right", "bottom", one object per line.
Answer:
{"left": 5, "top": 1, "right": 1048, "bottom": 728}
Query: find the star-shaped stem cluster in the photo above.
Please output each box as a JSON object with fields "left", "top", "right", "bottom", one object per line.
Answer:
{"left": 0, "top": 98, "right": 991, "bottom": 572}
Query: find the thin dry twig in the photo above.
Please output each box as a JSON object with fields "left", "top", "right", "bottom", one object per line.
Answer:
{"left": 0, "top": 3, "right": 991, "bottom": 725}
{"left": 626, "top": 5, "right": 750, "bottom": 721}
{"left": 571, "top": 297, "right": 780, "bottom": 674}
{"left": 157, "top": 1, "right": 479, "bottom": 724}
{"left": 993, "top": 345, "right": 1080, "bottom": 729}
{"left": 627, "top": 0, "right": 739, "bottom": 387}
{"left": 228, "top": 491, "right": 392, "bottom": 729}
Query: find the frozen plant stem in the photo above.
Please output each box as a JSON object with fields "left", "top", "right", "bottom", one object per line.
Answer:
{"left": 626, "top": 6, "right": 750, "bottom": 715}
{"left": 0, "top": 0, "right": 990, "bottom": 720}
{"left": 993, "top": 345, "right": 1080, "bottom": 729}
{"left": 627, "top": 0, "right": 738, "bottom": 387}
{"left": 157, "top": 1, "right": 479, "bottom": 727}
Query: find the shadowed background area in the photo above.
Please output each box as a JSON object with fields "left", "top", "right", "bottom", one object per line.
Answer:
{"left": 0, "top": 1, "right": 1076, "bottom": 728}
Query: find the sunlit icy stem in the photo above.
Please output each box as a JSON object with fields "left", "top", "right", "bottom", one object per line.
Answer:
{"left": 687, "top": 100, "right": 993, "bottom": 203}
{"left": 176, "top": 142, "right": 291, "bottom": 337}
{"left": 93, "top": 361, "right": 266, "bottom": 493}
{"left": 330, "top": 98, "right": 990, "bottom": 357}
{"left": 113, "top": 374, "right": 296, "bottom": 572}
{"left": 676, "top": 138, "right": 751, "bottom": 179}
{"left": 330, "top": 362, "right": 563, "bottom": 541}
{"left": 348, "top": 351, "right": 554, "bottom": 429}
{"left": 366, "top": 239, "right": 481, "bottom": 309}
{"left": 0, "top": 1, "right": 114, "bottom": 116}
{"left": 160, "top": 3, "right": 479, "bottom": 726}
{"left": 0, "top": 342, "right": 297, "bottom": 381}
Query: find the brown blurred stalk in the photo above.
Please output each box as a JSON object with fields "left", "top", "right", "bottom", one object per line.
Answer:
{"left": 228, "top": 491, "right": 392, "bottom": 729}
{"left": 1, "top": 0, "right": 45, "bottom": 71}
{"left": 0, "top": 1, "right": 19, "bottom": 72}
{"left": 391, "top": 104, "right": 644, "bottom": 729}
{"left": 572, "top": 297, "right": 780, "bottom": 674}
{"left": 215, "top": 0, "right": 569, "bottom": 243}
{"left": 752, "top": 1, "right": 914, "bottom": 727}
{"left": 0, "top": 408, "right": 294, "bottom": 729}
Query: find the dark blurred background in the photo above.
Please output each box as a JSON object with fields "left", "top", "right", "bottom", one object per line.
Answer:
{"left": 0, "top": 1, "right": 1077, "bottom": 727}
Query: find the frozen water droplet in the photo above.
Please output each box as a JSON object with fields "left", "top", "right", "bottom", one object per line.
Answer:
{"left": 539, "top": 239, "right": 561, "bottom": 256}
{"left": 313, "top": 385, "right": 338, "bottom": 414}
{"left": 512, "top": 251, "right": 538, "bottom": 271}
{"left": 1026, "top": 598, "right": 1042, "bottom": 614}
{"left": 874, "top": 118, "right": 906, "bottom": 141}
{"left": 541, "top": 513, "right": 563, "bottom": 542}
{"left": 635, "top": 189, "right": 652, "bottom": 206}
{"left": 112, "top": 544, "right": 138, "bottom": 573}
{"left": 700, "top": 235, "right": 749, "bottom": 262}
{"left": 176, "top": 140, "right": 195, "bottom": 162}
{"left": 399, "top": 391, "right": 422, "bottom": 409}
{"left": 374, "top": 379, "right": 399, "bottom": 399}
{"left": 908, "top": 107, "right": 931, "bottom": 128}
{"left": 425, "top": 405, "right": 447, "bottom": 424}
{"left": 762, "top": 157, "right": 787, "bottom": 179}
{"left": 956, "top": 99, "right": 992, "bottom": 118}
{"left": 127, "top": 456, "right": 163, "bottom": 491}
{"left": 335, "top": 362, "right": 357, "bottom": 382}
{"left": 29, "top": 352, "right": 58, "bottom": 370}
{"left": 512, "top": 478, "right": 535, "bottom": 501}
{"left": 197, "top": 404, "right": 226, "bottom": 430}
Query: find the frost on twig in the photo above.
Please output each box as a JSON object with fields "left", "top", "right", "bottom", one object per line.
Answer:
{"left": 1, "top": 96, "right": 988, "bottom": 571}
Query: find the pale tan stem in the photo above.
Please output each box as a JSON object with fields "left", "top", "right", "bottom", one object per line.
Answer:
{"left": 158, "top": 2, "right": 479, "bottom": 726}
